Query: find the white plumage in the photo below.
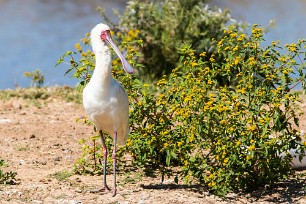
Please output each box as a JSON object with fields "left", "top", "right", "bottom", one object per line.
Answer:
{"left": 82, "top": 23, "right": 134, "bottom": 196}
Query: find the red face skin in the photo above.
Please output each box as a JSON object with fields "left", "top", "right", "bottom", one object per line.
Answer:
{"left": 100, "top": 30, "right": 110, "bottom": 42}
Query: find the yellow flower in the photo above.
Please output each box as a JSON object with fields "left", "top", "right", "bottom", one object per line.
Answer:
{"left": 184, "top": 95, "right": 192, "bottom": 103}
{"left": 233, "top": 46, "right": 239, "bottom": 52}
{"left": 224, "top": 46, "right": 230, "bottom": 51}
{"left": 236, "top": 140, "right": 241, "bottom": 146}
{"left": 189, "top": 134, "right": 194, "bottom": 142}
{"left": 278, "top": 56, "right": 286, "bottom": 62}
{"left": 235, "top": 101, "right": 241, "bottom": 108}
{"left": 237, "top": 88, "right": 246, "bottom": 94}
{"left": 209, "top": 93, "right": 215, "bottom": 98}
{"left": 177, "top": 141, "right": 183, "bottom": 147}
{"left": 157, "top": 78, "right": 166, "bottom": 86}
{"left": 184, "top": 160, "right": 189, "bottom": 166}
{"left": 249, "top": 145, "right": 255, "bottom": 151}
{"left": 75, "top": 43, "right": 82, "bottom": 51}
{"left": 220, "top": 119, "right": 227, "bottom": 125}
{"left": 244, "top": 42, "right": 250, "bottom": 48}
{"left": 248, "top": 57, "right": 256, "bottom": 66}
{"left": 200, "top": 52, "right": 206, "bottom": 57}
{"left": 216, "top": 139, "right": 221, "bottom": 145}
{"left": 223, "top": 157, "right": 229, "bottom": 164}
{"left": 230, "top": 33, "right": 237, "bottom": 38}
{"left": 234, "top": 57, "right": 241, "bottom": 65}
{"left": 191, "top": 61, "right": 198, "bottom": 67}
{"left": 252, "top": 26, "right": 263, "bottom": 38}
{"left": 248, "top": 125, "right": 256, "bottom": 131}
{"left": 204, "top": 67, "right": 210, "bottom": 72}
{"left": 287, "top": 43, "right": 297, "bottom": 52}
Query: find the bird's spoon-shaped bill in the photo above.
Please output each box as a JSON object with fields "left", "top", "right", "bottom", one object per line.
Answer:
{"left": 105, "top": 31, "right": 134, "bottom": 74}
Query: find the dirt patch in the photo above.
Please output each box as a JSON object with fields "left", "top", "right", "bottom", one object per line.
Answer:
{"left": 1, "top": 89, "right": 306, "bottom": 203}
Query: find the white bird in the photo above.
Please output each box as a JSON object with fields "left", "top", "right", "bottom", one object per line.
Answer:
{"left": 82, "top": 23, "right": 134, "bottom": 196}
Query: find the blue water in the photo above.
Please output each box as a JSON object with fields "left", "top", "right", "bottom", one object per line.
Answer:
{"left": 213, "top": 0, "right": 306, "bottom": 46}
{"left": 0, "top": 0, "right": 306, "bottom": 89}
{"left": 0, "top": 0, "right": 126, "bottom": 89}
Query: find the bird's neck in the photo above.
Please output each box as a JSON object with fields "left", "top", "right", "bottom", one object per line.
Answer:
{"left": 91, "top": 46, "right": 113, "bottom": 85}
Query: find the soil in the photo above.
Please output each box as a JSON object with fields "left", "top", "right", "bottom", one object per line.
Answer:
{"left": 1, "top": 88, "right": 306, "bottom": 204}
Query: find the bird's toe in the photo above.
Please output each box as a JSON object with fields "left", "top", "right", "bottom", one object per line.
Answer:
{"left": 89, "top": 187, "right": 111, "bottom": 194}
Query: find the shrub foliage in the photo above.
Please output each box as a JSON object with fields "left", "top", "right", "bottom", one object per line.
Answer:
{"left": 0, "top": 159, "right": 17, "bottom": 185}
{"left": 57, "top": 1, "right": 306, "bottom": 196}
{"left": 99, "top": 0, "right": 234, "bottom": 80}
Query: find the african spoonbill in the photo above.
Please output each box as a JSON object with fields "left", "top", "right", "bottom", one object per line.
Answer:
{"left": 82, "top": 23, "right": 134, "bottom": 197}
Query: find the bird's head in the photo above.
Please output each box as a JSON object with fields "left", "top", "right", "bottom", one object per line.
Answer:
{"left": 91, "top": 23, "right": 134, "bottom": 74}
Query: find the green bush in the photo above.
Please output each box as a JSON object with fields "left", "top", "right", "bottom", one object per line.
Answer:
{"left": 24, "top": 69, "right": 45, "bottom": 87}
{"left": 57, "top": 2, "right": 306, "bottom": 196}
{"left": 0, "top": 159, "right": 17, "bottom": 185}
{"left": 136, "top": 25, "right": 306, "bottom": 195}
{"left": 99, "top": 0, "right": 235, "bottom": 80}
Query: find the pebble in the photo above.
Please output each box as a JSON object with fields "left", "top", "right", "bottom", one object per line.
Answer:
{"left": 53, "top": 156, "right": 62, "bottom": 162}
{"left": 75, "top": 188, "right": 82, "bottom": 193}
{"left": 36, "top": 160, "right": 47, "bottom": 165}
{"left": 32, "top": 200, "right": 43, "bottom": 204}
{"left": 0, "top": 118, "right": 12, "bottom": 124}
{"left": 19, "top": 160, "right": 26, "bottom": 165}
{"left": 54, "top": 200, "right": 83, "bottom": 204}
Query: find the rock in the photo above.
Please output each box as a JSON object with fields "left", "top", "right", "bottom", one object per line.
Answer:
{"left": 32, "top": 200, "right": 43, "bottom": 204}
{"left": 55, "top": 200, "right": 83, "bottom": 204}
{"left": 53, "top": 156, "right": 62, "bottom": 162}
{"left": 0, "top": 118, "right": 12, "bottom": 124}
{"left": 75, "top": 188, "right": 82, "bottom": 193}
{"left": 19, "top": 160, "right": 26, "bottom": 165}
{"left": 37, "top": 160, "right": 47, "bottom": 165}
{"left": 75, "top": 177, "right": 81, "bottom": 183}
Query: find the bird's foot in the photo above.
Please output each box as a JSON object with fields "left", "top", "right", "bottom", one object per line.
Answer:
{"left": 112, "top": 188, "right": 117, "bottom": 197}
{"left": 89, "top": 186, "right": 111, "bottom": 194}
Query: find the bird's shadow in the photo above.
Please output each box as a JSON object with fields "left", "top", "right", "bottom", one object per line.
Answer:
{"left": 139, "top": 177, "right": 306, "bottom": 203}
{"left": 245, "top": 178, "right": 306, "bottom": 203}
{"left": 140, "top": 183, "right": 203, "bottom": 192}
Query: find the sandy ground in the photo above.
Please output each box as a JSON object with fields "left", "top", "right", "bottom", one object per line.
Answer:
{"left": 1, "top": 89, "right": 306, "bottom": 203}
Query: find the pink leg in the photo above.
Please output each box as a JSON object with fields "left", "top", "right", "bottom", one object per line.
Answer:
{"left": 112, "top": 132, "right": 117, "bottom": 197}
{"left": 90, "top": 130, "right": 110, "bottom": 193}
{"left": 101, "top": 130, "right": 111, "bottom": 191}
